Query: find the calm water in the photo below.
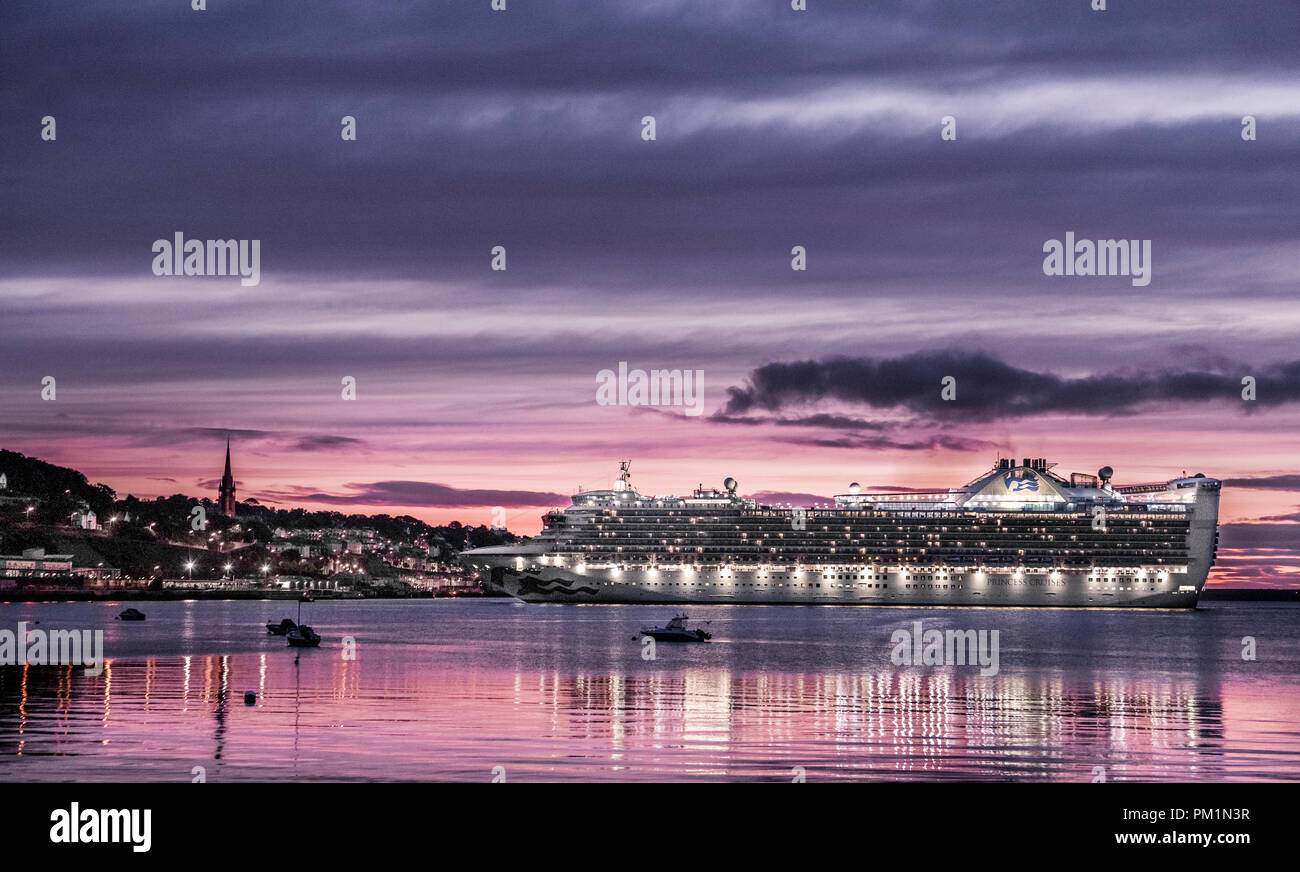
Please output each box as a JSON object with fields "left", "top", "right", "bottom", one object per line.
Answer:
{"left": 1, "top": 598, "right": 1297, "bottom": 782}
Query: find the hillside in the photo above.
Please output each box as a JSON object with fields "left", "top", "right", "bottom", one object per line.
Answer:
{"left": 0, "top": 448, "right": 116, "bottom": 519}
{"left": 0, "top": 448, "right": 521, "bottom": 577}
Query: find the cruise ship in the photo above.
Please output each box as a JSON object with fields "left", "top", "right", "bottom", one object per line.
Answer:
{"left": 460, "top": 459, "right": 1221, "bottom": 607}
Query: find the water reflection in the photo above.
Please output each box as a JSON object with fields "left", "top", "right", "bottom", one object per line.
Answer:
{"left": 0, "top": 654, "right": 1285, "bottom": 782}
{"left": 0, "top": 600, "right": 1295, "bottom": 782}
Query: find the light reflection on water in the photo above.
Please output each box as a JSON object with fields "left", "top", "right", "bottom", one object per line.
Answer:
{"left": 0, "top": 599, "right": 1297, "bottom": 782}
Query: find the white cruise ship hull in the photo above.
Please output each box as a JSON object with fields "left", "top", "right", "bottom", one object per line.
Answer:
{"left": 475, "top": 561, "right": 1206, "bottom": 608}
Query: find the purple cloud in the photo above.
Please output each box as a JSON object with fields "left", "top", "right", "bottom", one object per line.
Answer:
{"left": 262, "top": 481, "right": 567, "bottom": 509}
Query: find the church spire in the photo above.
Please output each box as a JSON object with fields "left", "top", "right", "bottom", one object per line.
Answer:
{"left": 219, "top": 438, "right": 237, "bottom": 516}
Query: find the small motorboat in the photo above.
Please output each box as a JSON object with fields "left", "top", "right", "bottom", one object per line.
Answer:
{"left": 265, "top": 618, "right": 298, "bottom": 636}
{"left": 116, "top": 608, "right": 147, "bottom": 622}
{"left": 639, "top": 613, "right": 711, "bottom": 642}
{"left": 286, "top": 625, "right": 321, "bottom": 648}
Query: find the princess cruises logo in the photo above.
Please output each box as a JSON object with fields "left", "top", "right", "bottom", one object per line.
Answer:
{"left": 1004, "top": 473, "right": 1039, "bottom": 492}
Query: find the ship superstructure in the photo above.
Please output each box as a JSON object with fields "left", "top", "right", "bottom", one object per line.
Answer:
{"left": 461, "top": 459, "right": 1221, "bottom": 607}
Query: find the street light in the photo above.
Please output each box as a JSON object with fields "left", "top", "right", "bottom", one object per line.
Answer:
{"left": 186, "top": 560, "right": 195, "bottom": 580}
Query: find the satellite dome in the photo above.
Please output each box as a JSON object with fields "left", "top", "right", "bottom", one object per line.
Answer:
{"left": 849, "top": 482, "right": 861, "bottom": 495}
{"left": 723, "top": 477, "right": 737, "bottom": 493}
{"left": 1098, "top": 466, "right": 1114, "bottom": 481}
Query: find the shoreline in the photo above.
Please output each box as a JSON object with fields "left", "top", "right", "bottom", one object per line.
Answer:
{"left": 0, "top": 588, "right": 504, "bottom": 603}
{"left": 1, "top": 588, "right": 1290, "bottom": 604}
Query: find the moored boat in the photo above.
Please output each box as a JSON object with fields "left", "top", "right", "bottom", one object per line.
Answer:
{"left": 286, "top": 625, "right": 321, "bottom": 647}
{"left": 265, "top": 618, "right": 298, "bottom": 636}
{"left": 640, "top": 614, "right": 711, "bottom": 642}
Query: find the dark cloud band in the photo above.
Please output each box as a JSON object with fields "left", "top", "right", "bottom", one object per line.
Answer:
{"left": 720, "top": 352, "right": 1300, "bottom": 422}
